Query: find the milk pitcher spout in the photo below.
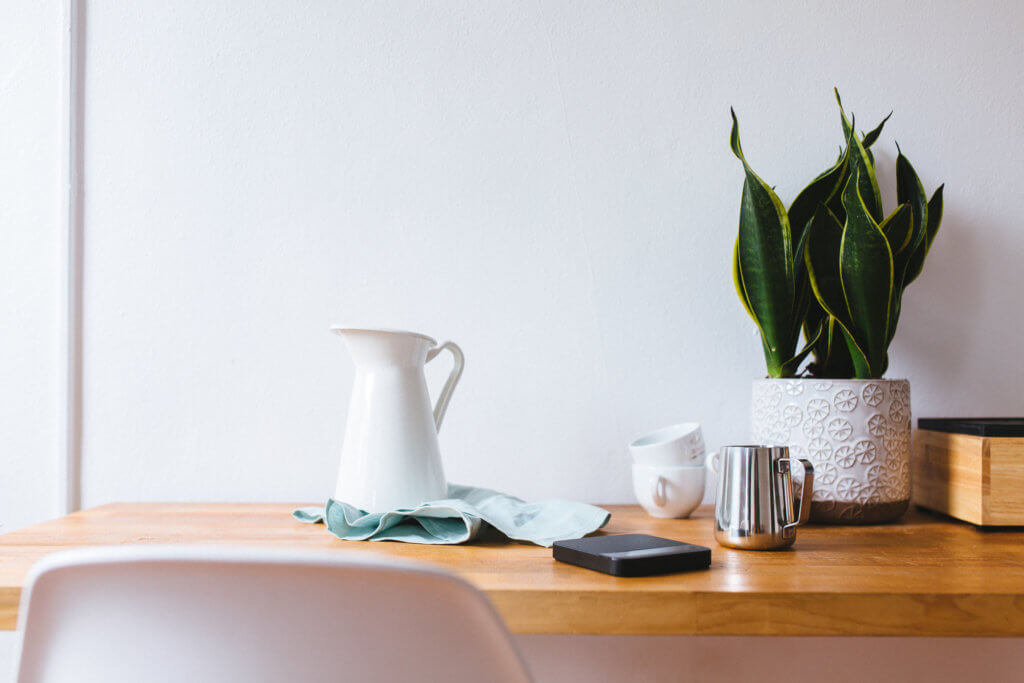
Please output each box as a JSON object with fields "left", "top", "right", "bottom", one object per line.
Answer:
{"left": 331, "top": 327, "right": 464, "bottom": 512}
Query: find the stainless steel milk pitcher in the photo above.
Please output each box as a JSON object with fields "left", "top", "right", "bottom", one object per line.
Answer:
{"left": 709, "top": 445, "right": 814, "bottom": 550}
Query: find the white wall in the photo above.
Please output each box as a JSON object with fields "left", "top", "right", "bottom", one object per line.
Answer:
{"left": 79, "top": 0, "right": 1024, "bottom": 507}
{"left": 0, "top": 2, "right": 62, "bottom": 533}
{"left": 0, "top": 1, "right": 64, "bottom": 677}
{"left": 4, "top": 1, "right": 1024, "bottom": 680}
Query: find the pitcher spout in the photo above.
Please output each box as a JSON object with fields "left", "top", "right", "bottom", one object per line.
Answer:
{"left": 331, "top": 327, "right": 437, "bottom": 367}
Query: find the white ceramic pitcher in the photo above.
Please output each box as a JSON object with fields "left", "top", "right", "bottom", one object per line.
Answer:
{"left": 331, "top": 327, "right": 464, "bottom": 512}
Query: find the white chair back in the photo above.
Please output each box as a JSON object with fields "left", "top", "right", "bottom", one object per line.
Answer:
{"left": 14, "top": 546, "right": 531, "bottom": 683}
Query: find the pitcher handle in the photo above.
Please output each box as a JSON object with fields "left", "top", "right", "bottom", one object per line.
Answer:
{"left": 779, "top": 457, "right": 814, "bottom": 538}
{"left": 425, "top": 341, "right": 464, "bottom": 431}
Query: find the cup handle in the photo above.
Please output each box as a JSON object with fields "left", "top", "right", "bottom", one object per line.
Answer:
{"left": 707, "top": 451, "right": 720, "bottom": 475}
{"left": 779, "top": 458, "right": 815, "bottom": 538}
{"left": 425, "top": 341, "right": 464, "bottom": 432}
{"left": 651, "top": 475, "right": 668, "bottom": 507}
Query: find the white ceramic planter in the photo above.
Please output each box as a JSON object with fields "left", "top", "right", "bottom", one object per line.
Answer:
{"left": 751, "top": 378, "right": 911, "bottom": 524}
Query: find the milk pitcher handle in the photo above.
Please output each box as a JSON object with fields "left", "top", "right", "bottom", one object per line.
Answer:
{"left": 779, "top": 458, "right": 814, "bottom": 538}
{"left": 425, "top": 341, "right": 464, "bottom": 431}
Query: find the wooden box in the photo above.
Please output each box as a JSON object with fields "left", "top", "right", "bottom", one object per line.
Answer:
{"left": 913, "top": 419, "right": 1024, "bottom": 526}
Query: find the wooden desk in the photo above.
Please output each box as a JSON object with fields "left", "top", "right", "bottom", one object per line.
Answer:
{"left": 2, "top": 503, "right": 1023, "bottom": 636}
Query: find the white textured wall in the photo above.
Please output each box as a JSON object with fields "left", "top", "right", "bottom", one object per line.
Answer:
{"left": 0, "top": 2, "right": 62, "bottom": 534}
{"left": 5, "top": 1, "right": 1024, "bottom": 681}
{"left": 80, "top": 0, "right": 1024, "bottom": 507}
{"left": 0, "top": 1, "right": 63, "bottom": 678}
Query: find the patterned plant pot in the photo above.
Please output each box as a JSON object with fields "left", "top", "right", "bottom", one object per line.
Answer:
{"left": 750, "top": 378, "right": 911, "bottom": 524}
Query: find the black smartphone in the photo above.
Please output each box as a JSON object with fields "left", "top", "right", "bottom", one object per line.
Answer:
{"left": 553, "top": 534, "right": 711, "bottom": 577}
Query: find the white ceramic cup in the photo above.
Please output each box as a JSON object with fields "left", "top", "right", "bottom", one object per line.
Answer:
{"left": 631, "top": 463, "right": 706, "bottom": 519}
{"left": 629, "top": 422, "right": 705, "bottom": 466}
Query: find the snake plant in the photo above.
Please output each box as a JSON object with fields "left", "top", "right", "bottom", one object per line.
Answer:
{"left": 731, "top": 90, "right": 943, "bottom": 379}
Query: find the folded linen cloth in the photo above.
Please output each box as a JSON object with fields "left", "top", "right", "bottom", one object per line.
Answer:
{"left": 293, "top": 484, "right": 610, "bottom": 547}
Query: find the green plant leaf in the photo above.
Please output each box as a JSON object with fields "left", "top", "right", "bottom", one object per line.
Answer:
{"left": 839, "top": 172, "right": 894, "bottom": 376}
{"left": 780, "top": 320, "right": 824, "bottom": 376}
{"left": 879, "top": 204, "right": 912, "bottom": 344}
{"left": 791, "top": 236, "right": 813, "bottom": 335}
{"left": 836, "top": 94, "right": 890, "bottom": 152}
{"left": 835, "top": 89, "right": 884, "bottom": 222}
{"left": 861, "top": 111, "right": 893, "bottom": 149}
{"left": 861, "top": 112, "right": 891, "bottom": 167}
{"left": 730, "top": 109, "right": 796, "bottom": 377}
{"left": 880, "top": 203, "right": 913, "bottom": 255}
{"left": 732, "top": 237, "right": 756, "bottom": 321}
{"left": 926, "top": 184, "right": 944, "bottom": 250}
{"left": 896, "top": 148, "right": 930, "bottom": 291}
{"left": 803, "top": 203, "right": 871, "bottom": 376}
{"left": 878, "top": 203, "right": 914, "bottom": 345}
{"left": 895, "top": 145, "right": 929, "bottom": 261}
{"left": 804, "top": 205, "right": 848, "bottom": 325}
{"left": 805, "top": 311, "right": 857, "bottom": 378}
{"left": 790, "top": 196, "right": 821, "bottom": 332}
{"left": 904, "top": 184, "right": 944, "bottom": 286}
{"left": 788, "top": 120, "right": 855, "bottom": 254}
{"left": 840, "top": 325, "right": 874, "bottom": 378}
{"left": 802, "top": 301, "right": 828, "bottom": 374}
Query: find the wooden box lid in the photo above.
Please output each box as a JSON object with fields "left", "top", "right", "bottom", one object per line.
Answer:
{"left": 918, "top": 417, "right": 1024, "bottom": 437}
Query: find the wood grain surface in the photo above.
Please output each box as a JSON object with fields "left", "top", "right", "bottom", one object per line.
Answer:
{"left": 2, "top": 503, "right": 1024, "bottom": 636}
{"left": 914, "top": 429, "right": 1024, "bottom": 525}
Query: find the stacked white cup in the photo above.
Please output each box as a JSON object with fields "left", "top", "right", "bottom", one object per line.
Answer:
{"left": 629, "top": 422, "right": 707, "bottom": 519}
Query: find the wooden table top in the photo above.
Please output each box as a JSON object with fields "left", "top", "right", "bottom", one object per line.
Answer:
{"left": 2, "top": 503, "right": 1023, "bottom": 636}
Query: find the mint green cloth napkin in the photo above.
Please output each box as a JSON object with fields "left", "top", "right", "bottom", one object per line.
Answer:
{"left": 293, "top": 484, "right": 610, "bottom": 547}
